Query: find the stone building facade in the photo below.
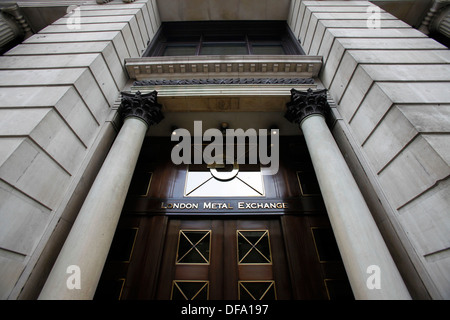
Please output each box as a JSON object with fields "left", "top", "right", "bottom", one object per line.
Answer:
{"left": 0, "top": 0, "right": 448, "bottom": 300}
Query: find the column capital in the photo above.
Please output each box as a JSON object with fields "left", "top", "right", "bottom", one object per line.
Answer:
{"left": 118, "top": 90, "right": 164, "bottom": 127}
{"left": 284, "top": 88, "right": 330, "bottom": 126}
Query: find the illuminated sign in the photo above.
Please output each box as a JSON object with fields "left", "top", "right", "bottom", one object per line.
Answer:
{"left": 160, "top": 201, "right": 288, "bottom": 210}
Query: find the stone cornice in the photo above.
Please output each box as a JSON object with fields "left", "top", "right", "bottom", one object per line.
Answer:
{"left": 125, "top": 55, "right": 322, "bottom": 81}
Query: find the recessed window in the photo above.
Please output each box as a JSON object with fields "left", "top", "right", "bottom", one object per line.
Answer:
{"left": 252, "top": 44, "right": 285, "bottom": 55}
{"left": 200, "top": 43, "right": 248, "bottom": 55}
{"left": 145, "top": 21, "right": 303, "bottom": 57}
{"left": 163, "top": 45, "right": 198, "bottom": 56}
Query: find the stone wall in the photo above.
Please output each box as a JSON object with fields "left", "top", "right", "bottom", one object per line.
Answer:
{"left": 0, "top": 0, "right": 160, "bottom": 299}
{"left": 288, "top": 0, "right": 450, "bottom": 299}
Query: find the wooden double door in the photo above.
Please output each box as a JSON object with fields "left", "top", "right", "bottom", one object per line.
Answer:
{"left": 95, "top": 214, "right": 353, "bottom": 300}
{"left": 157, "top": 218, "right": 291, "bottom": 300}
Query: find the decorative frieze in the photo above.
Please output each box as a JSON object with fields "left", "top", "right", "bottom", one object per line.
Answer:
{"left": 134, "top": 78, "right": 314, "bottom": 86}
{"left": 284, "top": 88, "right": 330, "bottom": 126}
{"left": 118, "top": 91, "right": 164, "bottom": 127}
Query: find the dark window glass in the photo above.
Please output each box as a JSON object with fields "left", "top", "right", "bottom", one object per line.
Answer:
{"left": 251, "top": 45, "right": 285, "bottom": 55}
{"left": 164, "top": 45, "right": 198, "bottom": 56}
{"left": 145, "top": 21, "right": 303, "bottom": 57}
{"left": 203, "top": 34, "right": 246, "bottom": 42}
{"left": 166, "top": 35, "right": 200, "bottom": 42}
{"left": 200, "top": 43, "right": 248, "bottom": 55}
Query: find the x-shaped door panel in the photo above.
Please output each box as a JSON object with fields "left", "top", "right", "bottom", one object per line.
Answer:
{"left": 237, "top": 230, "right": 272, "bottom": 264}
{"left": 176, "top": 230, "right": 211, "bottom": 264}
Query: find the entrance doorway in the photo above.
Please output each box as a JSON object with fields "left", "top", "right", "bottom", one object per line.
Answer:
{"left": 94, "top": 137, "right": 354, "bottom": 300}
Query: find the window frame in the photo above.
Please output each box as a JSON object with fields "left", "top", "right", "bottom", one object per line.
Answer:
{"left": 144, "top": 20, "right": 304, "bottom": 57}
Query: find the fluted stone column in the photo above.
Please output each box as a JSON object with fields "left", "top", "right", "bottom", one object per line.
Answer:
{"left": 285, "top": 88, "right": 411, "bottom": 300}
{"left": 39, "top": 91, "right": 163, "bottom": 300}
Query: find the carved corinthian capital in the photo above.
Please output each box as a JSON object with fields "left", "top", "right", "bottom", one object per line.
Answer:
{"left": 284, "top": 88, "right": 330, "bottom": 126}
{"left": 118, "top": 91, "right": 164, "bottom": 127}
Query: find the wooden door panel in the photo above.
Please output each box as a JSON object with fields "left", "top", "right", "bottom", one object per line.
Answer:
{"left": 238, "top": 266, "right": 273, "bottom": 280}
{"left": 223, "top": 219, "right": 238, "bottom": 299}
{"left": 268, "top": 219, "right": 292, "bottom": 300}
{"left": 154, "top": 218, "right": 292, "bottom": 300}
{"left": 209, "top": 219, "right": 224, "bottom": 300}
{"left": 175, "top": 266, "right": 209, "bottom": 280}
{"left": 155, "top": 219, "right": 180, "bottom": 299}
{"left": 156, "top": 219, "right": 222, "bottom": 299}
